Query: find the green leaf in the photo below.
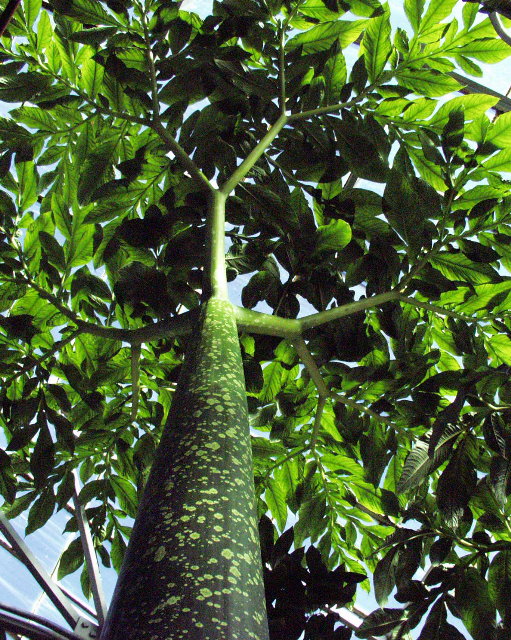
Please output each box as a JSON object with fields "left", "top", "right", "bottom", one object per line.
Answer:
{"left": 77, "top": 136, "right": 119, "bottom": 204}
{"left": 24, "top": 0, "right": 42, "bottom": 29}
{"left": 455, "top": 567, "right": 496, "bottom": 640}
{"left": 373, "top": 545, "right": 399, "bottom": 605}
{"left": 58, "top": 538, "right": 85, "bottom": 579}
{"left": 251, "top": 437, "right": 286, "bottom": 458}
{"left": 483, "top": 148, "right": 511, "bottom": 173}
{"left": 429, "top": 94, "right": 499, "bottom": 128}
{"left": 396, "top": 69, "right": 462, "bottom": 97}
{"left": 259, "top": 361, "right": 284, "bottom": 403}
{"left": 30, "top": 418, "right": 54, "bottom": 489}
{"left": 313, "top": 219, "right": 352, "bottom": 255}
{"left": 431, "top": 252, "right": 499, "bottom": 284}
{"left": 0, "top": 450, "right": 16, "bottom": 504}
{"left": 357, "top": 608, "right": 405, "bottom": 638}
{"left": 37, "top": 10, "right": 53, "bottom": 50}
{"left": 287, "top": 19, "right": 366, "bottom": 53}
{"left": 487, "top": 334, "right": 511, "bottom": 366}
{"left": 418, "top": 599, "right": 466, "bottom": 640}
{"left": 436, "top": 436, "right": 477, "bottom": 529}
{"left": 488, "top": 551, "right": 511, "bottom": 622}
{"left": 111, "top": 530, "right": 127, "bottom": 572}
{"left": 323, "top": 42, "right": 347, "bottom": 105}
{"left": 265, "top": 478, "right": 288, "bottom": 530}
{"left": 16, "top": 161, "right": 38, "bottom": 212}
{"left": 51, "top": 0, "right": 121, "bottom": 26}
{"left": 487, "top": 111, "right": 511, "bottom": 148}
{"left": 397, "top": 424, "right": 461, "bottom": 492}
{"left": 0, "top": 72, "right": 51, "bottom": 102}
{"left": 404, "top": 0, "right": 425, "bottom": 32}
{"left": 80, "top": 57, "right": 105, "bottom": 98}
{"left": 11, "top": 106, "right": 58, "bottom": 132}
{"left": 419, "top": 0, "right": 458, "bottom": 38}
{"left": 457, "top": 39, "right": 511, "bottom": 64}
{"left": 361, "top": 4, "right": 392, "bottom": 82}
{"left": 383, "top": 168, "right": 440, "bottom": 251}
{"left": 25, "top": 488, "right": 55, "bottom": 535}
{"left": 110, "top": 475, "right": 138, "bottom": 518}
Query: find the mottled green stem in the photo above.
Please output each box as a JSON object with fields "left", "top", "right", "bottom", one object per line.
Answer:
{"left": 101, "top": 299, "right": 269, "bottom": 640}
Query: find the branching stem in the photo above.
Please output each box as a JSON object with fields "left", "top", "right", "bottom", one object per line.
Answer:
{"left": 220, "top": 114, "right": 288, "bottom": 195}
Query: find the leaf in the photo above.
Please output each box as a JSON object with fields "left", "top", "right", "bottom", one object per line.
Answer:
{"left": 488, "top": 551, "right": 511, "bottom": 623}
{"left": 259, "top": 361, "right": 284, "bottom": 403}
{"left": 361, "top": 4, "right": 392, "bottom": 82}
{"left": 25, "top": 489, "right": 55, "bottom": 535}
{"left": 457, "top": 39, "right": 511, "bottom": 64}
{"left": 58, "top": 538, "right": 85, "bottom": 579}
{"left": 110, "top": 475, "right": 138, "bottom": 518}
{"left": 483, "top": 148, "right": 511, "bottom": 173}
{"left": 11, "top": 106, "right": 58, "bottom": 132}
{"left": 486, "top": 111, "right": 511, "bottom": 148}
{"left": 80, "top": 57, "right": 105, "bottom": 98}
{"left": 396, "top": 69, "right": 462, "bottom": 97}
{"left": 419, "top": 0, "right": 458, "bottom": 38}
{"left": 24, "top": 0, "right": 42, "bottom": 28}
{"left": 356, "top": 608, "right": 405, "bottom": 638}
{"left": 373, "top": 545, "right": 399, "bottom": 606}
{"left": 51, "top": 0, "right": 121, "bottom": 26}
{"left": 436, "top": 436, "right": 476, "bottom": 529}
{"left": 111, "top": 530, "right": 127, "bottom": 572}
{"left": 488, "top": 335, "right": 511, "bottom": 365}
{"left": 265, "top": 477, "right": 288, "bottom": 530}
{"left": 37, "top": 10, "right": 52, "bottom": 50}
{"left": 383, "top": 168, "right": 440, "bottom": 251}
{"left": 287, "top": 19, "right": 366, "bottom": 53}
{"left": 0, "top": 450, "right": 16, "bottom": 504}
{"left": 397, "top": 423, "right": 461, "bottom": 492}
{"left": 429, "top": 94, "right": 499, "bottom": 128}
{"left": 430, "top": 253, "right": 499, "bottom": 284}
{"left": 418, "top": 599, "right": 466, "bottom": 640}
{"left": 77, "top": 136, "right": 119, "bottom": 204}
{"left": 0, "top": 72, "right": 51, "bottom": 102}
{"left": 323, "top": 42, "right": 347, "bottom": 105}
{"left": 30, "top": 417, "right": 55, "bottom": 489}
{"left": 251, "top": 437, "right": 286, "bottom": 458}
{"left": 404, "top": 0, "right": 425, "bottom": 32}
{"left": 455, "top": 567, "right": 496, "bottom": 640}
{"left": 16, "top": 161, "right": 38, "bottom": 212}
{"left": 313, "top": 219, "right": 352, "bottom": 255}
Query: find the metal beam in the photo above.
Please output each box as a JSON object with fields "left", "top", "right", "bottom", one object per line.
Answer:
{"left": 451, "top": 72, "right": 511, "bottom": 113}
{"left": 0, "top": 513, "right": 81, "bottom": 629}
{"left": 72, "top": 473, "right": 107, "bottom": 628}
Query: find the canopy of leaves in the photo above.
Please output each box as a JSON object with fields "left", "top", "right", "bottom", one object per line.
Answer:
{"left": 1, "top": 0, "right": 511, "bottom": 638}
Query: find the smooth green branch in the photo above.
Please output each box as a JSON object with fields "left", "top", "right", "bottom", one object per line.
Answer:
{"left": 292, "top": 338, "right": 329, "bottom": 452}
{"left": 299, "top": 291, "right": 400, "bottom": 331}
{"left": 278, "top": 24, "right": 286, "bottom": 116}
{"left": 220, "top": 114, "right": 288, "bottom": 195}
{"left": 234, "top": 291, "right": 400, "bottom": 337}
{"left": 204, "top": 191, "right": 229, "bottom": 300}
{"left": 10, "top": 276, "right": 196, "bottom": 343}
{"left": 293, "top": 337, "right": 394, "bottom": 429}
{"left": 130, "top": 344, "right": 141, "bottom": 422}
{"left": 151, "top": 121, "right": 214, "bottom": 193}
{"left": 398, "top": 294, "right": 505, "bottom": 324}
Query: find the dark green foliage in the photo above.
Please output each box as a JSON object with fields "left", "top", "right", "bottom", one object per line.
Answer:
{"left": 0, "top": 0, "right": 510, "bottom": 639}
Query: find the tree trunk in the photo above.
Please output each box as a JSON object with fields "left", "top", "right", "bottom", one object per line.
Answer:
{"left": 100, "top": 298, "right": 269, "bottom": 640}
